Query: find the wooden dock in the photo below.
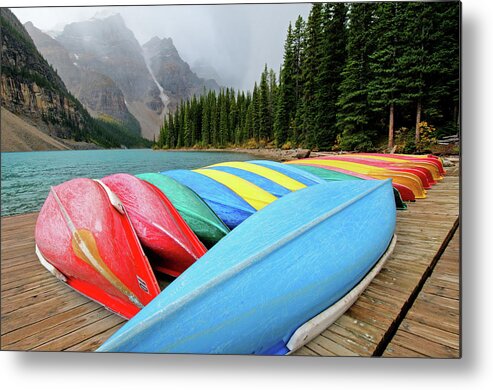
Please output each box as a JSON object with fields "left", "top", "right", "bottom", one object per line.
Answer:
{"left": 1, "top": 162, "right": 460, "bottom": 355}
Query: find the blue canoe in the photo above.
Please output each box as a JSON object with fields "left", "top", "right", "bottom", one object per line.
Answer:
{"left": 161, "top": 169, "right": 255, "bottom": 229}
{"left": 97, "top": 179, "right": 396, "bottom": 355}
{"left": 249, "top": 160, "right": 325, "bottom": 186}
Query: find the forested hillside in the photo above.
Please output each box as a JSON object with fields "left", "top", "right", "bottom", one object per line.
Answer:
{"left": 156, "top": 2, "right": 459, "bottom": 152}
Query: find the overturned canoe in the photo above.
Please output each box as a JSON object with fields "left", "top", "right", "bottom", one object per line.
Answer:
{"left": 97, "top": 179, "right": 396, "bottom": 355}
{"left": 136, "top": 173, "right": 229, "bottom": 248}
{"left": 351, "top": 153, "right": 444, "bottom": 180}
{"left": 291, "top": 164, "right": 407, "bottom": 209}
{"left": 101, "top": 174, "right": 207, "bottom": 277}
{"left": 162, "top": 169, "right": 256, "bottom": 229}
{"left": 35, "top": 178, "right": 160, "bottom": 319}
{"left": 317, "top": 155, "right": 435, "bottom": 188}
{"left": 289, "top": 162, "right": 416, "bottom": 202}
{"left": 288, "top": 158, "right": 426, "bottom": 199}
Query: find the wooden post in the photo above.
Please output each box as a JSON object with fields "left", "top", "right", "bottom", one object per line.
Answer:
{"left": 388, "top": 103, "right": 395, "bottom": 150}
{"left": 415, "top": 101, "right": 422, "bottom": 144}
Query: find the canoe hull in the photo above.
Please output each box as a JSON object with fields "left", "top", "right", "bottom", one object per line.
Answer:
{"left": 101, "top": 174, "right": 207, "bottom": 277}
{"left": 34, "top": 178, "right": 160, "bottom": 319}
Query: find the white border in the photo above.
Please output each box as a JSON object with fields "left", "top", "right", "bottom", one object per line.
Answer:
{"left": 1, "top": 1, "right": 491, "bottom": 390}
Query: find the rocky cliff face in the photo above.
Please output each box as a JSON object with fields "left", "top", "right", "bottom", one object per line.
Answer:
{"left": 1, "top": 8, "right": 89, "bottom": 140}
{"left": 55, "top": 14, "right": 164, "bottom": 139}
{"left": 143, "top": 36, "right": 220, "bottom": 112}
{"left": 1, "top": 9, "right": 150, "bottom": 151}
{"left": 24, "top": 21, "right": 140, "bottom": 134}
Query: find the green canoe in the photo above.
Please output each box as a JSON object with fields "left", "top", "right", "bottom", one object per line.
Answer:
{"left": 292, "top": 164, "right": 407, "bottom": 210}
{"left": 137, "top": 173, "right": 230, "bottom": 248}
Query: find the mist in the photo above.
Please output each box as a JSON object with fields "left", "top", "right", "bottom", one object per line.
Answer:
{"left": 11, "top": 3, "right": 311, "bottom": 91}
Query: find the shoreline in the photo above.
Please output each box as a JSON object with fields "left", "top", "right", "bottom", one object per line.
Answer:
{"left": 154, "top": 147, "right": 314, "bottom": 162}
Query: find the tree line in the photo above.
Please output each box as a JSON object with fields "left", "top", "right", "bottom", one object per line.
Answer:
{"left": 156, "top": 1, "right": 459, "bottom": 152}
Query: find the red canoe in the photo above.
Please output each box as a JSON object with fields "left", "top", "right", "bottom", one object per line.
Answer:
{"left": 294, "top": 162, "right": 416, "bottom": 202}
{"left": 316, "top": 155, "right": 435, "bottom": 188}
{"left": 35, "top": 178, "right": 161, "bottom": 319}
{"left": 101, "top": 174, "right": 207, "bottom": 277}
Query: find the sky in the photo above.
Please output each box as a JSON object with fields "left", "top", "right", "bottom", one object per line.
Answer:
{"left": 10, "top": 2, "right": 311, "bottom": 91}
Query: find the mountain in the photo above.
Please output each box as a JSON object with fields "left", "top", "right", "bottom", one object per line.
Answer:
{"left": 55, "top": 14, "right": 165, "bottom": 139}
{"left": 191, "top": 59, "right": 224, "bottom": 87}
{"left": 143, "top": 36, "right": 220, "bottom": 112}
{"left": 24, "top": 21, "right": 141, "bottom": 135}
{"left": 0, "top": 8, "right": 150, "bottom": 151}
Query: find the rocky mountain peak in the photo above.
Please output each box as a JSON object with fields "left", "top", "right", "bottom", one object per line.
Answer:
{"left": 24, "top": 20, "right": 140, "bottom": 132}
{"left": 55, "top": 14, "right": 164, "bottom": 139}
{"left": 142, "top": 35, "right": 220, "bottom": 112}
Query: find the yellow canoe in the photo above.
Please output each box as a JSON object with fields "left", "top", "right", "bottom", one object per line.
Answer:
{"left": 288, "top": 159, "right": 427, "bottom": 199}
{"left": 207, "top": 161, "right": 307, "bottom": 192}
{"left": 194, "top": 169, "right": 278, "bottom": 210}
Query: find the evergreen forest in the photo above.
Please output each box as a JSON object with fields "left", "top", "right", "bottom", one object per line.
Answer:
{"left": 155, "top": 1, "right": 460, "bottom": 153}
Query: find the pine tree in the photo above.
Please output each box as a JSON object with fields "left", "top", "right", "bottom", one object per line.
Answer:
{"left": 300, "top": 3, "right": 323, "bottom": 148}
{"left": 316, "top": 3, "right": 347, "bottom": 149}
{"left": 259, "top": 65, "right": 272, "bottom": 140}
{"left": 201, "top": 93, "right": 211, "bottom": 145}
{"left": 368, "top": 2, "right": 410, "bottom": 149}
{"left": 219, "top": 91, "right": 228, "bottom": 146}
{"left": 167, "top": 112, "right": 175, "bottom": 148}
{"left": 336, "top": 3, "right": 375, "bottom": 151}
{"left": 396, "top": 2, "right": 430, "bottom": 143}
{"left": 245, "top": 92, "right": 254, "bottom": 141}
{"left": 252, "top": 83, "right": 260, "bottom": 141}
{"left": 275, "top": 22, "right": 296, "bottom": 147}
{"left": 268, "top": 68, "right": 278, "bottom": 141}
{"left": 425, "top": 1, "right": 460, "bottom": 134}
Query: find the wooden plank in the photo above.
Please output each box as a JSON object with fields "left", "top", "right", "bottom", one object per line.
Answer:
{"left": 384, "top": 330, "right": 459, "bottom": 358}
{"left": 1, "top": 302, "right": 102, "bottom": 347}
{"left": 384, "top": 228, "right": 460, "bottom": 357}
{"left": 291, "top": 346, "right": 319, "bottom": 356}
{"left": 383, "top": 343, "right": 428, "bottom": 358}
{"left": 1, "top": 288, "right": 90, "bottom": 334}
{"left": 1, "top": 281, "right": 65, "bottom": 314}
{"left": 3, "top": 307, "right": 114, "bottom": 350}
{"left": 65, "top": 323, "right": 126, "bottom": 352}
{"left": 32, "top": 315, "right": 126, "bottom": 351}
{"left": 320, "top": 323, "right": 376, "bottom": 355}
{"left": 398, "top": 318, "right": 460, "bottom": 349}
{"left": 299, "top": 339, "right": 337, "bottom": 357}
{"left": 309, "top": 334, "right": 359, "bottom": 356}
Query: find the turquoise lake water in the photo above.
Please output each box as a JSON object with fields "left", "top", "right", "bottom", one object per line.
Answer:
{"left": 1, "top": 149, "right": 261, "bottom": 217}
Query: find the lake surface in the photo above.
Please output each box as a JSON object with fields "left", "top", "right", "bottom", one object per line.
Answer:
{"left": 1, "top": 149, "right": 262, "bottom": 217}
